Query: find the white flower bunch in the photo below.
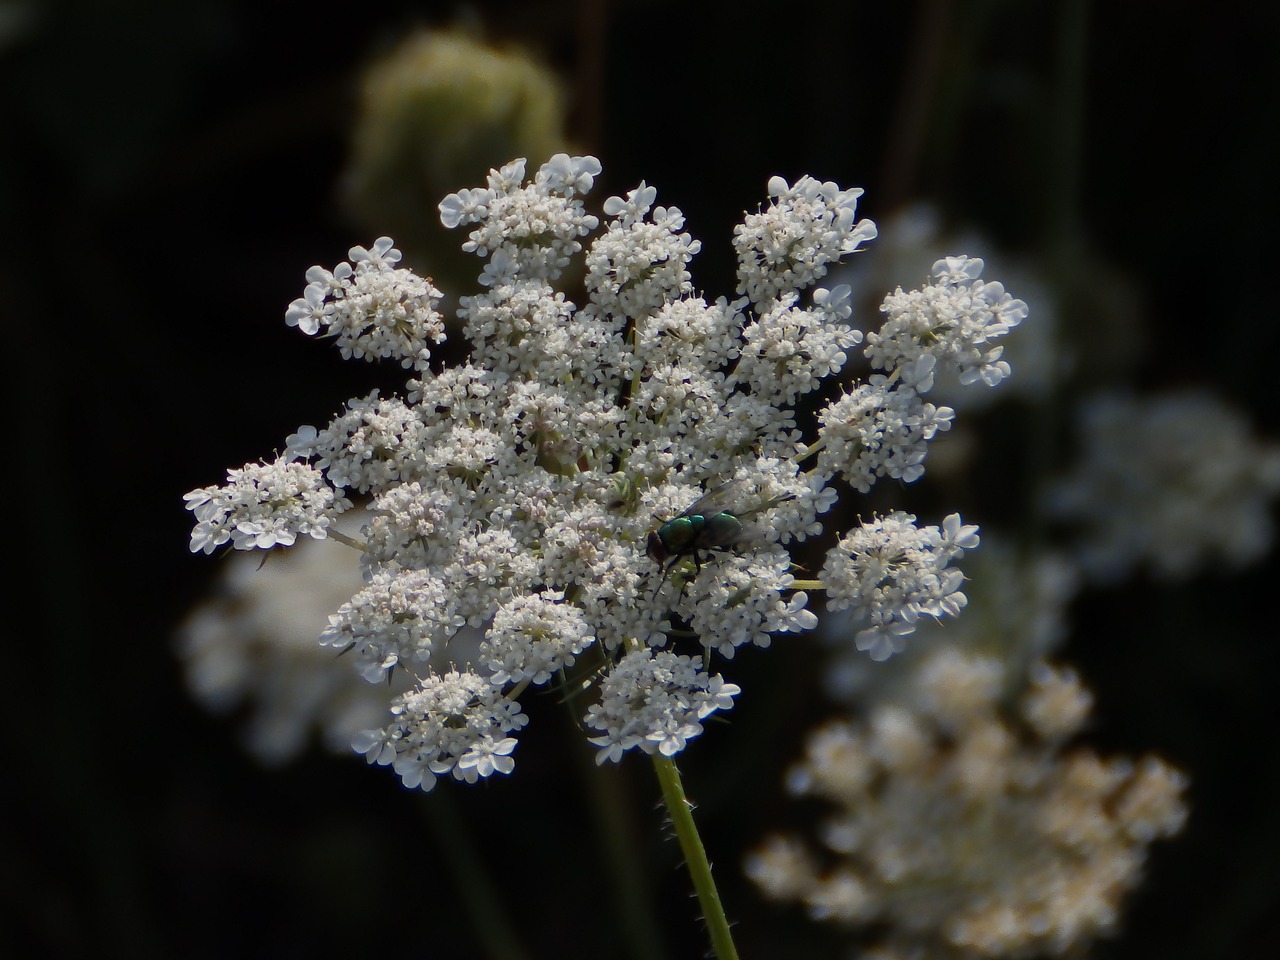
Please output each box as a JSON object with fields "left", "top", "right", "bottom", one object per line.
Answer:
{"left": 175, "top": 514, "right": 403, "bottom": 766}
{"left": 185, "top": 155, "right": 1025, "bottom": 792}
{"left": 746, "top": 649, "right": 1188, "bottom": 958}
{"left": 823, "top": 512, "right": 981, "bottom": 661}
{"left": 1046, "top": 388, "right": 1280, "bottom": 582}
{"left": 284, "top": 236, "right": 446, "bottom": 368}
{"left": 184, "top": 459, "right": 351, "bottom": 555}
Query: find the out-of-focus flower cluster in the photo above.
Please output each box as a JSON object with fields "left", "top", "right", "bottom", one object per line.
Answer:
{"left": 746, "top": 649, "right": 1188, "bottom": 959}
{"left": 342, "top": 29, "right": 570, "bottom": 285}
{"left": 1046, "top": 389, "right": 1280, "bottom": 582}
{"left": 185, "top": 155, "right": 1026, "bottom": 792}
{"left": 176, "top": 514, "right": 418, "bottom": 764}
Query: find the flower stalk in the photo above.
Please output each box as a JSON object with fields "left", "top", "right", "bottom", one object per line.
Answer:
{"left": 787, "top": 578, "right": 826, "bottom": 592}
{"left": 651, "top": 754, "right": 739, "bottom": 960}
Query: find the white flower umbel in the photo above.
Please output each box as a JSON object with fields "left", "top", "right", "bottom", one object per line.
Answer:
{"left": 285, "top": 237, "right": 446, "bottom": 369}
{"left": 184, "top": 457, "right": 351, "bottom": 555}
{"left": 833, "top": 203, "right": 1063, "bottom": 411}
{"left": 1046, "top": 388, "right": 1280, "bottom": 581}
{"left": 584, "top": 649, "right": 741, "bottom": 764}
{"left": 681, "top": 551, "right": 818, "bottom": 659}
{"left": 868, "top": 255, "right": 1028, "bottom": 387}
{"left": 187, "top": 154, "right": 1026, "bottom": 794}
{"left": 747, "top": 650, "right": 1188, "bottom": 958}
{"left": 440, "top": 156, "right": 601, "bottom": 283}
{"left": 285, "top": 391, "right": 426, "bottom": 494}
{"left": 823, "top": 512, "right": 980, "bottom": 661}
{"left": 734, "top": 175, "right": 878, "bottom": 307}
{"left": 353, "top": 668, "right": 527, "bottom": 790}
{"left": 480, "top": 590, "right": 595, "bottom": 685}
{"left": 816, "top": 374, "right": 955, "bottom": 492}
{"left": 319, "top": 569, "right": 465, "bottom": 683}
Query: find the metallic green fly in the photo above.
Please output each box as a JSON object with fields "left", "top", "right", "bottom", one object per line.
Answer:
{"left": 646, "top": 479, "right": 791, "bottom": 579}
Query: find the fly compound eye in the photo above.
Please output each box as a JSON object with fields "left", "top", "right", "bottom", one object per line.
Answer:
{"left": 647, "top": 530, "right": 668, "bottom": 564}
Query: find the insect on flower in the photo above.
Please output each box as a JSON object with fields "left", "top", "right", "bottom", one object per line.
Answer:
{"left": 646, "top": 479, "right": 791, "bottom": 580}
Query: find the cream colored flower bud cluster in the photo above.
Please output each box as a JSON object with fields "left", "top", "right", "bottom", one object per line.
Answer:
{"left": 747, "top": 649, "right": 1187, "bottom": 958}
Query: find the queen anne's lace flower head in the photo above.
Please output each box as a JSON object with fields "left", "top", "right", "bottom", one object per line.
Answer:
{"left": 187, "top": 154, "right": 1027, "bottom": 791}
{"left": 747, "top": 650, "right": 1188, "bottom": 958}
{"left": 286, "top": 391, "right": 426, "bottom": 494}
{"left": 440, "top": 155, "right": 602, "bottom": 284}
{"left": 868, "top": 255, "right": 1028, "bottom": 387}
{"left": 319, "top": 569, "right": 464, "bottom": 683}
{"left": 584, "top": 649, "right": 741, "bottom": 764}
{"left": 353, "top": 668, "right": 527, "bottom": 791}
{"left": 480, "top": 590, "right": 595, "bottom": 685}
{"left": 1045, "top": 389, "right": 1280, "bottom": 581}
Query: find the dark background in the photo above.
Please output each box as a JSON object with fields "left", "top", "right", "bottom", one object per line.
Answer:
{"left": 4, "top": 1, "right": 1277, "bottom": 957}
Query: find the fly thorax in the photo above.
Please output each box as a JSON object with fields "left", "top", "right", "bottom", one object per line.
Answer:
{"left": 662, "top": 514, "right": 704, "bottom": 553}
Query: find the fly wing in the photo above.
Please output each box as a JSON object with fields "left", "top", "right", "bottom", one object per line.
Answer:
{"left": 714, "top": 515, "right": 780, "bottom": 549}
{"left": 678, "top": 478, "right": 755, "bottom": 519}
{"left": 717, "top": 490, "right": 797, "bottom": 551}
{"left": 681, "top": 478, "right": 795, "bottom": 525}
{"left": 733, "top": 492, "right": 796, "bottom": 523}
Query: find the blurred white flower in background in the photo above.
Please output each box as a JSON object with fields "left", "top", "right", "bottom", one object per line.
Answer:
{"left": 747, "top": 648, "right": 1187, "bottom": 958}
{"left": 176, "top": 511, "right": 481, "bottom": 766}
{"left": 1047, "top": 389, "right": 1280, "bottom": 582}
